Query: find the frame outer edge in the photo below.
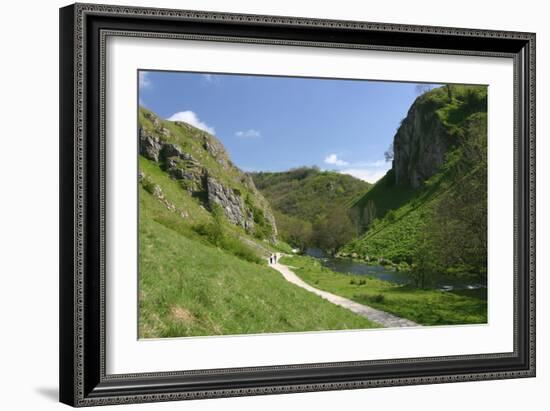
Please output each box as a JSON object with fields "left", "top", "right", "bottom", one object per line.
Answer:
{"left": 63, "top": 2, "right": 537, "bottom": 407}
{"left": 59, "top": 3, "right": 77, "bottom": 407}
{"left": 528, "top": 33, "right": 536, "bottom": 376}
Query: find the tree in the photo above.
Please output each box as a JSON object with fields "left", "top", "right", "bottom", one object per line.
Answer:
{"left": 414, "top": 83, "right": 432, "bottom": 96}
{"left": 410, "top": 219, "right": 441, "bottom": 288}
{"left": 274, "top": 211, "right": 312, "bottom": 252}
{"left": 312, "top": 206, "right": 356, "bottom": 255}
{"left": 445, "top": 84, "right": 453, "bottom": 101}
{"left": 413, "top": 113, "right": 488, "bottom": 283}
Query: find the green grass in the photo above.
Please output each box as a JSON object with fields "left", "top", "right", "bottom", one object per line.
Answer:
{"left": 281, "top": 255, "right": 487, "bottom": 326}
{"left": 352, "top": 170, "right": 417, "bottom": 219}
{"left": 138, "top": 175, "right": 379, "bottom": 338}
{"left": 343, "top": 172, "right": 443, "bottom": 263}
{"left": 139, "top": 208, "right": 380, "bottom": 338}
{"left": 140, "top": 155, "right": 274, "bottom": 260}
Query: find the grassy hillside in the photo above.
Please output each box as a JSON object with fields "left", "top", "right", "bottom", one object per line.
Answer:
{"left": 139, "top": 181, "right": 379, "bottom": 337}
{"left": 342, "top": 167, "right": 447, "bottom": 263}
{"left": 252, "top": 167, "right": 371, "bottom": 251}
{"left": 343, "top": 85, "right": 488, "bottom": 280}
{"left": 138, "top": 109, "right": 379, "bottom": 337}
{"left": 252, "top": 167, "right": 371, "bottom": 221}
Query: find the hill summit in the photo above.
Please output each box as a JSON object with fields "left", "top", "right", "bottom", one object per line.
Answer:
{"left": 251, "top": 167, "right": 371, "bottom": 253}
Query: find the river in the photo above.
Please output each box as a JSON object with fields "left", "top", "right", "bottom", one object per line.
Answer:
{"left": 304, "top": 248, "right": 486, "bottom": 291}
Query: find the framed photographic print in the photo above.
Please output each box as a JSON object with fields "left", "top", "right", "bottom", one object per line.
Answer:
{"left": 59, "top": 3, "right": 536, "bottom": 407}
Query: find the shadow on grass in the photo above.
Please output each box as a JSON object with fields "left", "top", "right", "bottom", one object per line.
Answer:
{"left": 449, "top": 288, "right": 487, "bottom": 301}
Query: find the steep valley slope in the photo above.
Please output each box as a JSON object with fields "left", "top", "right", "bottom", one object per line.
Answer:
{"left": 342, "top": 85, "right": 488, "bottom": 279}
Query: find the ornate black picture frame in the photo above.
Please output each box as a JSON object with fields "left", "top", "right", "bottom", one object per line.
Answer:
{"left": 59, "top": 3, "right": 535, "bottom": 407}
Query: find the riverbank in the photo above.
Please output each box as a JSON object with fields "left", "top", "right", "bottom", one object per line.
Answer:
{"left": 305, "top": 247, "right": 486, "bottom": 291}
{"left": 280, "top": 255, "right": 487, "bottom": 326}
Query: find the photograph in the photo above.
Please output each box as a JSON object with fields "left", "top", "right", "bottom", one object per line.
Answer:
{"left": 55, "top": 2, "right": 536, "bottom": 406}
{"left": 137, "top": 71, "right": 488, "bottom": 339}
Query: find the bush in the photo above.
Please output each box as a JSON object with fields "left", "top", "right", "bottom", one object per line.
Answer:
{"left": 192, "top": 222, "right": 263, "bottom": 265}
{"left": 193, "top": 222, "right": 225, "bottom": 247}
{"left": 228, "top": 240, "right": 263, "bottom": 264}
{"left": 385, "top": 209, "right": 397, "bottom": 222}
{"left": 370, "top": 294, "right": 385, "bottom": 303}
{"left": 395, "top": 261, "right": 411, "bottom": 272}
{"left": 141, "top": 176, "right": 158, "bottom": 195}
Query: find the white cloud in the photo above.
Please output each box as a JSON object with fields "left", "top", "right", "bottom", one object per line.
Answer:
{"left": 323, "top": 155, "right": 391, "bottom": 183}
{"left": 235, "top": 129, "right": 261, "bottom": 139}
{"left": 139, "top": 72, "right": 151, "bottom": 88}
{"left": 364, "top": 159, "right": 387, "bottom": 168}
{"left": 339, "top": 168, "right": 389, "bottom": 184}
{"left": 324, "top": 154, "right": 349, "bottom": 167}
{"left": 350, "top": 159, "right": 388, "bottom": 168}
{"left": 167, "top": 111, "right": 215, "bottom": 134}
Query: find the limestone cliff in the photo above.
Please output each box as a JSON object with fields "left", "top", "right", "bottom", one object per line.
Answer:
{"left": 392, "top": 99, "right": 452, "bottom": 188}
{"left": 138, "top": 107, "right": 277, "bottom": 242}
{"left": 392, "top": 85, "right": 487, "bottom": 188}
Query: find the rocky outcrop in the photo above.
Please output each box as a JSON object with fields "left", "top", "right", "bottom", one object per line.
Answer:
{"left": 392, "top": 98, "right": 452, "bottom": 188}
{"left": 139, "top": 128, "right": 161, "bottom": 162}
{"left": 202, "top": 133, "right": 231, "bottom": 170}
{"left": 205, "top": 174, "right": 254, "bottom": 232}
{"left": 139, "top": 108, "right": 277, "bottom": 242}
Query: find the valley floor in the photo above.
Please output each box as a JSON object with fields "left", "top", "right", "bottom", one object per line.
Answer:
{"left": 270, "top": 254, "right": 419, "bottom": 328}
{"left": 281, "top": 255, "right": 487, "bottom": 326}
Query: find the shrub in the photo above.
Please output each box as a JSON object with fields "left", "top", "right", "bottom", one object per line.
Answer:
{"left": 385, "top": 209, "right": 397, "bottom": 223}
{"left": 141, "top": 176, "right": 157, "bottom": 195}
{"left": 192, "top": 221, "right": 263, "bottom": 265}
{"left": 192, "top": 222, "right": 225, "bottom": 247}
{"left": 370, "top": 294, "right": 385, "bottom": 303}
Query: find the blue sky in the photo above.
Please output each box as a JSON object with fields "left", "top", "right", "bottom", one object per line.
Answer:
{"left": 139, "top": 70, "right": 440, "bottom": 183}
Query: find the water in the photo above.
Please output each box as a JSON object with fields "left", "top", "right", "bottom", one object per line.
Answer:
{"left": 304, "top": 248, "right": 485, "bottom": 291}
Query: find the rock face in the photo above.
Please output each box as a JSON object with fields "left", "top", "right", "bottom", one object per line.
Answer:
{"left": 139, "top": 128, "right": 161, "bottom": 162}
{"left": 205, "top": 174, "right": 254, "bottom": 231}
{"left": 392, "top": 98, "right": 452, "bottom": 188}
{"left": 139, "top": 108, "right": 277, "bottom": 242}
